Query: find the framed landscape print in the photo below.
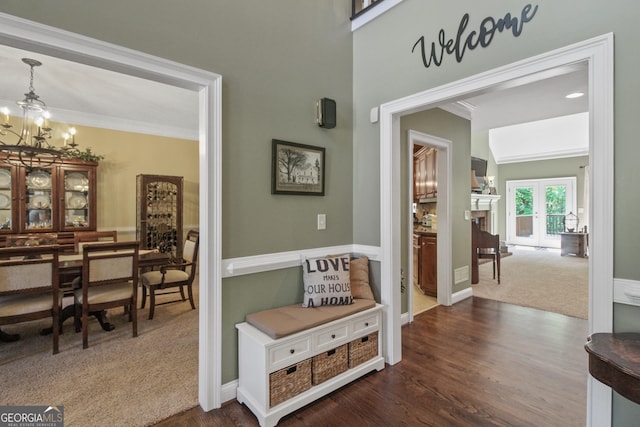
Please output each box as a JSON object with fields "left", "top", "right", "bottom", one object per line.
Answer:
{"left": 272, "top": 139, "right": 325, "bottom": 195}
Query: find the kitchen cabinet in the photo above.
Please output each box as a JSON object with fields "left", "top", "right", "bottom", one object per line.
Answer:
{"left": 413, "top": 147, "right": 437, "bottom": 201}
{"left": 136, "top": 174, "right": 183, "bottom": 258}
{"left": 416, "top": 233, "right": 437, "bottom": 297}
{"left": 0, "top": 158, "right": 97, "bottom": 236}
{"left": 413, "top": 234, "right": 419, "bottom": 287}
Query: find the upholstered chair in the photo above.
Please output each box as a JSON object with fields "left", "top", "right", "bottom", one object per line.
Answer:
{"left": 0, "top": 245, "right": 60, "bottom": 354}
{"left": 140, "top": 230, "right": 199, "bottom": 319}
{"left": 74, "top": 241, "right": 139, "bottom": 349}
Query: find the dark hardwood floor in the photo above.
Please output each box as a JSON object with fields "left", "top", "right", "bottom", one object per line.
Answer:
{"left": 154, "top": 297, "right": 588, "bottom": 426}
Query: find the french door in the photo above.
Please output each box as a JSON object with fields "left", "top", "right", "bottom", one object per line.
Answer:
{"left": 507, "top": 177, "right": 576, "bottom": 248}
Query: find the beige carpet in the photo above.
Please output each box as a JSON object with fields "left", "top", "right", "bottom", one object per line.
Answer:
{"left": 473, "top": 247, "right": 588, "bottom": 319}
{"left": 0, "top": 281, "right": 199, "bottom": 427}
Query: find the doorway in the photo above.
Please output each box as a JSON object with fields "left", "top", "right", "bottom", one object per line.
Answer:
{"left": 378, "top": 35, "right": 614, "bottom": 424}
{"left": 0, "top": 15, "right": 224, "bottom": 411}
{"left": 407, "top": 130, "right": 452, "bottom": 323}
{"left": 507, "top": 177, "right": 577, "bottom": 248}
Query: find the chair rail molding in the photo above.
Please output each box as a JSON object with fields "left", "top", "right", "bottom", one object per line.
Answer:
{"left": 222, "top": 244, "right": 381, "bottom": 278}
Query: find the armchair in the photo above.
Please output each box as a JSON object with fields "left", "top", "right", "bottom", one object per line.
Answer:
{"left": 141, "top": 230, "right": 199, "bottom": 319}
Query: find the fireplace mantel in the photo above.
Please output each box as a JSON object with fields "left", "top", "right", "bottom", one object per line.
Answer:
{"left": 471, "top": 194, "right": 501, "bottom": 211}
{"left": 471, "top": 194, "right": 501, "bottom": 234}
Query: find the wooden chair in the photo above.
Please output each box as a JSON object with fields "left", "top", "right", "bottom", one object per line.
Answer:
{"left": 0, "top": 245, "right": 60, "bottom": 354}
{"left": 66, "top": 230, "right": 118, "bottom": 291}
{"left": 141, "top": 230, "right": 199, "bottom": 319}
{"left": 472, "top": 222, "right": 501, "bottom": 284}
{"left": 74, "top": 230, "right": 118, "bottom": 254}
{"left": 74, "top": 241, "right": 139, "bottom": 349}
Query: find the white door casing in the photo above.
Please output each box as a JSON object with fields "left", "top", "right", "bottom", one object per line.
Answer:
{"left": 407, "top": 130, "right": 452, "bottom": 324}
{"left": 379, "top": 34, "right": 613, "bottom": 425}
{"left": 0, "top": 13, "right": 224, "bottom": 411}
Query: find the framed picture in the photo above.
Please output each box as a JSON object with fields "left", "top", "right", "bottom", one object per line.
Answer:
{"left": 272, "top": 139, "right": 325, "bottom": 195}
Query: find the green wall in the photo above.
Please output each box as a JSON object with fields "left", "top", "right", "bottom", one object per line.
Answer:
{"left": 471, "top": 131, "right": 498, "bottom": 186}
{"left": 0, "top": 1, "right": 354, "bottom": 384}
{"left": 351, "top": 0, "right": 640, "bottom": 420}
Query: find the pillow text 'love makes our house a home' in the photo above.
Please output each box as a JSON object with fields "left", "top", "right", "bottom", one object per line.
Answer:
{"left": 302, "top": 255, "right": 353, "bottom": 307}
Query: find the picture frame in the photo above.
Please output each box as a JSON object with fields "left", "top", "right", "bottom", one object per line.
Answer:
{"left": 272, "top": 139, "right": 325, "bottom": 196}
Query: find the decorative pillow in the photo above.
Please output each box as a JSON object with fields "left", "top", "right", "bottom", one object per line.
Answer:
{"left": 302, "top": 255, "right": 353, "bottom": 307}
{"left": 350, "top": 256, "right": 375, "bottom": 300}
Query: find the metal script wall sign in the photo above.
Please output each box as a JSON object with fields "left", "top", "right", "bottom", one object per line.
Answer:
{"left": 412, "top": 4, "right": 539, "bottom": 69}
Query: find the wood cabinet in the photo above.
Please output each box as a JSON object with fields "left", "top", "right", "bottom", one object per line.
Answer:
{"left": 413, "top": 146, "right": 437, "bottom": 201}
{"left": 416, "top": 233, "right": 437, "bottom": 297}
{"left": 136, "top": 174, "right": 183, "bottom": 258}
{"left": 413, "top": 234, "right": 419, "bottom": 287}
{"left": 560, "top": 232, "right": 588, "bottom": 257}
{"left": 0, "top": 159, "right": 97, "bottom": 236}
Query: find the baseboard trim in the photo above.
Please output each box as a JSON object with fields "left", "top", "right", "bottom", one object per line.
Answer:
{"left": 452, "top": 286, "right": 473, "bottom": 304}
{"left": 401, "top": 312, "right": 410, "bottom": 325}
{"left": 221, "top": 380, "right": 238, "bottom": 404}
{"left": 614, "top": 278, "right": 640, "bottom": 307}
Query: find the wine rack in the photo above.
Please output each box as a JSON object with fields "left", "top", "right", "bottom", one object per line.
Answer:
{"left": 136, "top": 174, "right": 183, "bottom": 258}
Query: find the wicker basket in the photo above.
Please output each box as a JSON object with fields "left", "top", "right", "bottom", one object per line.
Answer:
{"left": 312, "top": 344, "right": 348, "bottom": 385}
{"left": 348, "top": 332, "right": 378, "bottom": 368}
{"left": 269, "top": 359, "right": 312, "bottom": 407}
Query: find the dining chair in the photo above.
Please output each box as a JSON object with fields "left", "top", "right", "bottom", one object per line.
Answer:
{"left": 74, "top": 230, "right": 118, "bottom": 254}
{"left": 74, "top": 241, "right": 139, "bottom": 349}
{"left": 472, "top": 221, "right": 501, "bottom": 284}
{"left": 140, "top": 230, "right": 199, "bottom": 319}
{"left": 0, "top": 245, "right": 61, "bottom": 354}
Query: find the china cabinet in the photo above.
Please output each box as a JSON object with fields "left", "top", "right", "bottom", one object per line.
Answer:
{"left": 136, "top": 174, "right": 183, "bottom": 258}
{"left": 0, "top": 158, "right": 97, "bottom": 237}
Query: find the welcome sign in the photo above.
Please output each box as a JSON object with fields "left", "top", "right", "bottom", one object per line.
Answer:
{"left": 412, "top": 4, "right": 539, "bottom": 69}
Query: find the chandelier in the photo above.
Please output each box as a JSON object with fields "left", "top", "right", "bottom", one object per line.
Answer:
{"left": 0, "top": 58, "right": 80, "bottom": 169}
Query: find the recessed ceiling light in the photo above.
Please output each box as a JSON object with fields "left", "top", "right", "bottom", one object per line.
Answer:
{"left": 565, "top": 92, "right": 584, "bottom": 99}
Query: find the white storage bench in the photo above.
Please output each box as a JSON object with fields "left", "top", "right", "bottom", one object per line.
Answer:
{"left": 236, "top": 301, "right": 385, "bottom": 427}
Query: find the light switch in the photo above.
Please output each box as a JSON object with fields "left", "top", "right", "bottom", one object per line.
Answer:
{"left": 317, "top": 214, "right": 326, "bottom": 230}
{"left": 464, "top": 210, "right": 471, "bottom": 220}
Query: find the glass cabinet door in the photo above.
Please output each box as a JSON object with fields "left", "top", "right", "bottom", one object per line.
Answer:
{"left": 137, "top": 174, "right": 183, "bottom": 258}
{"left": 0, "top": 164, "right": 15, "bottom": 232}
{"left": 61, "top": 167, "right": 92, "bottom": 231}
{"left": 25, "top": 168, "right": 54, "bottom": 231}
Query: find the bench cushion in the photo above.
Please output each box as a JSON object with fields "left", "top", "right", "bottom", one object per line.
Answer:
{"left": 246, "top": 298, "right": 376, "bottom": 339}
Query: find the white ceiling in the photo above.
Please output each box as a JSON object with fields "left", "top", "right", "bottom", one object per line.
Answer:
{"left": 0, "top": 44, "right": 199, "bottom": 141}
{"left": 0, "top": 44, "right": 589, "bottom": 154}
{"left": 463, "top": 64, "right": 588, "bottom": 131}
